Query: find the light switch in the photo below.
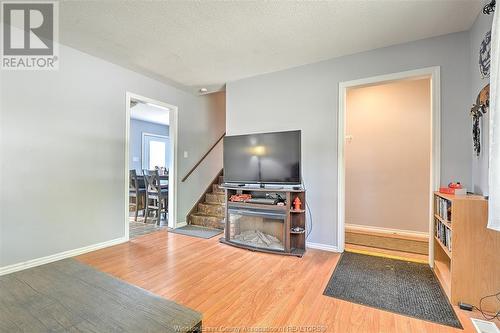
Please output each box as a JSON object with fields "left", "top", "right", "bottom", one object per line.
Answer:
{"left": 183, "top": 151, "right": 189, "bottom": 158}
{"left": 133, "top": 156, "right": 139, "bottom": 162}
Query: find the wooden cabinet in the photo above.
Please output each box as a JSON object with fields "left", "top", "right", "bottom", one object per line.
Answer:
{"left": 221, "top": 187, "right": 306, "bottom": 257}
{"left": 433, "top": 192, "right": 500, "bottom": 312}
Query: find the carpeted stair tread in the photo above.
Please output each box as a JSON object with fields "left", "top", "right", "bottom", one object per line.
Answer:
{"left": 197, "top": 202, "right": 225, "bottom": 217}
{"left": 188, "top": 171, "right": 225, "bottom": 230}
{"left": 190, "top": 213, "right": 224, "bottom": 229}
{"left": 191, "top": 212, "right": 224, "bottom": 218}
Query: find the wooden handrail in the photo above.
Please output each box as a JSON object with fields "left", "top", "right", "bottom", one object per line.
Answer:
{"left": 181, "top": 132, "right": 225, "bottom": 182}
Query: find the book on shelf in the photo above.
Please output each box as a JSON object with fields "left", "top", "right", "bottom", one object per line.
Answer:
{"left": 435, "top": 218, "right": 452, "bottom": 252}
{"left": 435, "top": 196, "right": 452, "bottom": 221}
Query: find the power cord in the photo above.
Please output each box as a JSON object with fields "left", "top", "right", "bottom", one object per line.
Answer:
{"left": 301, "top": 179, "right": 313, "bottom": 239}
{"left": 468, "top": 292, "right": 500, "bottom": 321}
{"left": 306, "top": 201, "right": 313, "bottom": 239}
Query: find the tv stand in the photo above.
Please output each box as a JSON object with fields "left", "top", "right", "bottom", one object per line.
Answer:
{"left": 220, "top": 186, "right": 306, "bottom": 257}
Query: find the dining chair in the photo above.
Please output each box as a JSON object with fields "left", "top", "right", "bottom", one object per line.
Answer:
{"left": 143, "top": 170, "right": 168, "bottom": 225}
{"left": 129, "top": 170, "right": 146, "bottom": 221}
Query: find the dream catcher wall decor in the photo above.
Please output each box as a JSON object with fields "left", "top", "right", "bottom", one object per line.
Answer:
{"left": 479, "top": 30, "right": 492, "bottom": 79}
{"left": 471, "top": 84, "right": 490, "bottom": 156}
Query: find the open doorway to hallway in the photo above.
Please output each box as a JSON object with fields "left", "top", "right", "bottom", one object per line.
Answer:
{"left": 127, "top": 94, "right": 177, "bottom": 239}
{"left": 344, "top": 77, "right": 431, "bottom": 261}
{"left": 340, "top": 71, "right": 438, "bottom": 263}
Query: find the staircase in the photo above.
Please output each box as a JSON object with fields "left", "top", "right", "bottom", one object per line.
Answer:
{"left": 188, "top": 172, "right": 225, "bottom": 229}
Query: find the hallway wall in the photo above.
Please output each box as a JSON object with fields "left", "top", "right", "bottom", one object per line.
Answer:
{"left": 345, "top": 79, "right": 431, "bottom": 233}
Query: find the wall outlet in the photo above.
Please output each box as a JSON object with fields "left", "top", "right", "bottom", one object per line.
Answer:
{"left": 183, "top": 151, "right": 189, "bottom": 158}
{"left": 132, "top": 156, "right": 139, "bottom": 162}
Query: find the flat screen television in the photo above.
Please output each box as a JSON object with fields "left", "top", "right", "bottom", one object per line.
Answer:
{"left": 223, "top": 130, "right": 301, "bottom": 185}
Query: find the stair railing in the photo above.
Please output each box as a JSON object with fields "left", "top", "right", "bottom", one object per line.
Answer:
{"left": 181, "top": 132, "right": 225, "bottom": 182}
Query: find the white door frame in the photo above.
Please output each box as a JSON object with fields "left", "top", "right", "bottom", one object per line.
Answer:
{"left": 125, "top": 92, "right": 179, "bottom": 238}
{"left": 337, "top": 66, "right": 441, "bottom": 267}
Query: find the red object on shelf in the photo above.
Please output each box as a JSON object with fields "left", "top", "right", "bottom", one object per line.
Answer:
{"left": 229, "top": 194, "right": 252, "bottom": 202}
{"left": 439, "top": 187, "right": 456, "bottom": 194}
{"left": 293, "top": 197, "right": 302, "bottom": 211}
{"left": 448, "top": 182, "right": 463, "bottom": 189}
{"left": 439, "top": 185, "right": 467, "bottom": 195}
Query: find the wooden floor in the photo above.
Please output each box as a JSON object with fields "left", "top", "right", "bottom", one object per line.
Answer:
{"left": 77, "top": 230, "right": 497, "bottom": 333}
{"left": 129, "top": 221, "right": 166, "bottom": 239}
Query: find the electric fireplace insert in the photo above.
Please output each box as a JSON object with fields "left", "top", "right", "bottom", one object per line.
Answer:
{"left": 227, "top": 208, "right": 286, "bottom": 252}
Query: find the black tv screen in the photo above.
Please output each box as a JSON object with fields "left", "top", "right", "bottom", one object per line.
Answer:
{"left": 223, "top": 130, "right": 301, "bottom": 185}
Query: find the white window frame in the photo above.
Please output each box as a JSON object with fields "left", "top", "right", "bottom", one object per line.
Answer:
{"left": 141, "top": 132, "right": 169, "bottom": 171}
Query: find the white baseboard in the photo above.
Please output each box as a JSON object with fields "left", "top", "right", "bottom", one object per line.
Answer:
{"left": 0, "top": 237, "right": 127, "bottom": 276}
{"left": 175, "top": 221, "right": 187, "bottom": 228}
{"left": 306, "top": 241, "right": 341, "bottom": 253}
{"left": 345, "top": 223, "right": 429, "bottom": 241}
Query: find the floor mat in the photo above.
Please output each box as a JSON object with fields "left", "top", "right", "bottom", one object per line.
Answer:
{"left": 169, "top": 225, "right": 223, "bottom": 239}
{"left": 323, "top": 252, "right": 462, "bottom": 329}
{"left": 0, "top": 259, "right": 201, "bottom": 332}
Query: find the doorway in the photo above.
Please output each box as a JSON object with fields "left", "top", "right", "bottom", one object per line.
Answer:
{"left": 126, "top": 93, "right": 178, "bottom": 240}
{"left": 337, "top": 67, "right": 440, "bottom": 266}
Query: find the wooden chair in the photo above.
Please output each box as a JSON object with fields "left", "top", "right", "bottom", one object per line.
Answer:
{"left": 129, "top": 170, "right": 146, "bottom": 221}
{"left": 144, "top": 170, "right": 168, "bottom": 225}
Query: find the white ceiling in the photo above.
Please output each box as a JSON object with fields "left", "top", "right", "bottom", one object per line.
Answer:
{"left": 60, "top": 1, "right": 481, "bottom": 91}
{"left": 130, "top": 102, "right": 169, "bottom": 126}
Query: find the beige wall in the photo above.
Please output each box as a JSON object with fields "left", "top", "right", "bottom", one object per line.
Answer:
{"left": 345, "top": 78, "right": 431, "bottom": 233}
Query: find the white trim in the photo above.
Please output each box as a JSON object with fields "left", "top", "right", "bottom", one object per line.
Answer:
{"left": 0, "top": 237, "right": 127, "bottom": 276}
{"left": 141, "top": 132, "right": 169, "bottom": 171}
{"left": 306, "top": 241, "right": 340, "bottom": 253}
{"left": 141, "top": 132, "right": 169, "bottom": 139}
{"left": 337, "top": 66, "right": 441, "bottom": 267}
{"left": 345, "top": 223, "right": 429, "bottom": 241}
{"left": 175, "top": 221, "right": 187, "bottom": 228}
{"left": 126, "top": 92, "right": 179, "bottom": 231}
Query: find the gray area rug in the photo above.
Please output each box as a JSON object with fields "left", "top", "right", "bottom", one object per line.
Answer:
{"left": 323, "top": 252, "right": 462, "bottom": 329}
{"left": 129, "top": 221, "right": 166, "bottom": 239}
{"left": 169, "top": 225, "right": 223, "bottom": 239}
{"left": 0, "top": 259, "right": 201, "bottom": 332}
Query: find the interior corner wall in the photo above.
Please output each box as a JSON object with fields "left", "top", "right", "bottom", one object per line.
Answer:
{"left": 226, "top": 32, "right": 471, "bottom": 248}
{"left": 469, "top": 7, "right": 494, "bottom": 196}
{"left": 0, "top": 44, "right": 225, "bottom": 268}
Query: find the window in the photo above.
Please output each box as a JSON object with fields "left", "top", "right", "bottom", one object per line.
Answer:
{"left": 148, "top": 140, "right": 166, "bottom": 169}
{"left": 142, "top": 134, "right": 169, "bottom": 171}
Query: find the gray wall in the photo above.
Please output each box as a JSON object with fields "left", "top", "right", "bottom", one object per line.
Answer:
{"left": 227, "top": 32, "right": 471, "bottom": 248}
{"left": 129, "top": 119, "right": 169, "bottom": 172}
{"left": 0, "top": 44, "right": 225, "bottom": 267}
{"left": 470, "top": 7, "right": 493, "bottom": 195}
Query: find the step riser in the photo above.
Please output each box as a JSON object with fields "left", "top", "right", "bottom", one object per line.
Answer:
{"left": 212, "top": 184, "right": 225, "bottom": 194}
{"left": 206, "top": 193, "right": 225, "bottom": 204}
{"left": 190, "top": 215, "right": 225, "bottom": 230}
{"left": 198, "top": 203, "right": 225, "bottom": 217}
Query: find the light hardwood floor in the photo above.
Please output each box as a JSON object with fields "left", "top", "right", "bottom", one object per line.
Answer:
{"left": 77, "top": 230, "right": 497, "bottom": 333}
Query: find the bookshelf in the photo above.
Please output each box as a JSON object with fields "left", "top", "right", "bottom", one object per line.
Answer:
{"left": 433, "top": 192, "right": 500, "bottom": 312}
